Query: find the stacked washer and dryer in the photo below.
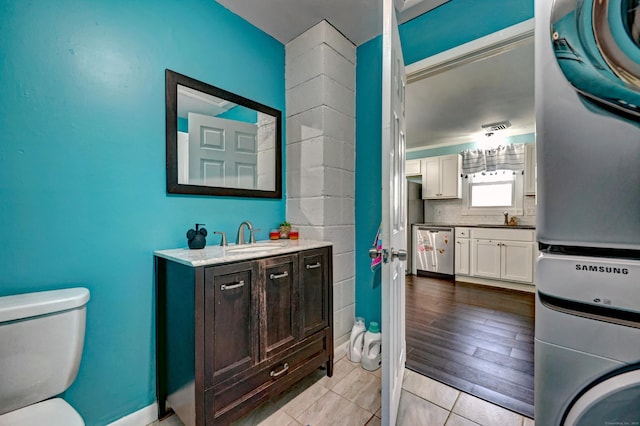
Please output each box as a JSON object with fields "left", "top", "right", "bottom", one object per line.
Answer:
{"left": 535, "top": 0, "right": 640, "bottom": 424}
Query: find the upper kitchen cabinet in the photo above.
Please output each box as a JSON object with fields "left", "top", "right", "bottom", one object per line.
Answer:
{"left": 524, "top": 144, "right": 536, "bottom": 196}
{"left": 406, "top": 159, "right": 422, "bottom": 177}
{"left": 421, "top": 154, "right": 461, "bottom": 199}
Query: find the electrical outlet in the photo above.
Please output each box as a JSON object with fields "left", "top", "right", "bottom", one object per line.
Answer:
{"left": 525, "top": 207, "right": 536, "bottom": 215}
{"left": 436, "top": 208, "right": 443, "bottom": 216}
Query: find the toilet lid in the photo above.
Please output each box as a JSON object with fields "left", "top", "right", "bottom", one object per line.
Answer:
{"left": 0, "top": 398, "right": 84, "bottom": 426}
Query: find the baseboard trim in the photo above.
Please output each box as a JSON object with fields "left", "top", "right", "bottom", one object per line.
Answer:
{"left": 455, "top": 275, "right": 536, "bottom": 293}
{"left": 107, "top": 403, "right": 158, "bottom": 426}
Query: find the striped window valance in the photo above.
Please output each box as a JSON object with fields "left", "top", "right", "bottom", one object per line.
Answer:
{"left": 461, "top": 144, "right": 525, "bottom": 175}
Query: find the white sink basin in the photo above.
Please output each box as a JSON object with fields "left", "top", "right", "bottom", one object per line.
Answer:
{"left": 225, "top": 243, "right": 285, "bottom": 254}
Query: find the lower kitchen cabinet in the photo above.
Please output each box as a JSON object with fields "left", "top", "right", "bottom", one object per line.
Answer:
{"left": 500, "top": 240, "right": 534, "bottom": 282}
{"left": 454, "top": 227, "right": 471, "bottom": 275}
{"left": 457, "top": 227, "right": 535, "bottom": 285}
{"left": 471, "top": 239, "right": 501, "bottom": 280}
{"left": 470, "top": 239, "right": 534, "bottom": 283}
{"left": 155, "top": 244, "right": 333, "bottom": 426}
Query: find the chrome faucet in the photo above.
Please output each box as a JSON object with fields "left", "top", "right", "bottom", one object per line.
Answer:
{"left": 503, "top": 211, "right": 509, "bottom": 225}
{"left": 236, "top": 221, "right": 256, "bottom": 245}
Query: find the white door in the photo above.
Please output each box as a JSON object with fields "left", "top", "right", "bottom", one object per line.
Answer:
{"left": 188, "top": 112, "right": 258, "bottom": 188}
{"left": 381, "top": 0, "right": 406, "bottom": 424}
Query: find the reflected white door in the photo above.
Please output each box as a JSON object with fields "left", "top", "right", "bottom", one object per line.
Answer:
{"left": 188, "top": 112, "right": 258, "bottom": 188}
{"left": 381, "top": 0, "right": 407, "bottom": 424}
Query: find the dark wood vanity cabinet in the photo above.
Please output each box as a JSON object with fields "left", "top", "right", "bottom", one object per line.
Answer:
{"left": 156, "top": 245, "right": 333, "bottom": 426}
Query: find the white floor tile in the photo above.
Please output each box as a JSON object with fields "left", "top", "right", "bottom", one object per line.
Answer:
{"left": 296, "top": 391, "right": 372, "bottom": 426}
{"left": 452, "top": 393, "right": 523, "bottom": 426}
{"left": 331, "top": 368, "right": 381, "bottom": 413}
{"left": 445, "top": 413, "right": 481, "bottom": 426}
{"left": 403, "top": 369, "right": 460, "bottom": 411}
{"left": 397, "top": 390, "right": 449, "bottom": 426}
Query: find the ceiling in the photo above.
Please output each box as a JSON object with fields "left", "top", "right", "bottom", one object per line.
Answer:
{"left": 406, "top": 38, "right": 535, "bottom": 150}
{"left": 215, "top": 0, "right": 449, "bottom": 46}
{"left": 214, "top": 0, "right": 535, "bottom": 151}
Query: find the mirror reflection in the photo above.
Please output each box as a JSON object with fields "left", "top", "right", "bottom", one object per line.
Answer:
{"left": 166, "top": 70, "right": 282, "bottom": 198}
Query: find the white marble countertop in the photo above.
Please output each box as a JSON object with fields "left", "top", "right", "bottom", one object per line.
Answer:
{"left": 154, "top": 239, "right": 332, "bottom": 267}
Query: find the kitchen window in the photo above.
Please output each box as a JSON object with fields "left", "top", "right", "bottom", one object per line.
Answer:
{"left": 462, "top": 170, "right": 524, "bottom": 215}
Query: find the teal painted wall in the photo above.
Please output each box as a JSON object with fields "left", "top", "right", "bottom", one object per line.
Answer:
{"left": 400, "top": 0, "right": 534, "bottom": 65}
{"left": 406, "top": 133, "right": 535, "bottom": 160}
{"left": 354, "top": 36, "right": 383, "bottom": 328}
{"left": 354, "top": 0, "right": 534, "bottom": 327}
{"left": 0, "top": 1, "right": 285, "bottom": 425}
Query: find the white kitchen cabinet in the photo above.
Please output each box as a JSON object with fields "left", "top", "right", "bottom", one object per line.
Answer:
{"left": 406, "top": 159, "right": 422, "bottom": 176}
{"left": 421, "top": 154, "right": 461, "bottom": 199}
{"left": 455, "top": 238, "right": 470, "bottom": 275}
{"left": 524, "top": 144, "right": 536, "bottom": 196}
{"left": 501, "top": 240, "right": 534, "bottom": 282}
{"left": 471, "top": 239, "right": 502, "bottom": 279}
{"left": 454, "top": 227, "right": 470, "bottom": 275}
{"left": 468, "top": 228, "right": 535, "bottom": 284}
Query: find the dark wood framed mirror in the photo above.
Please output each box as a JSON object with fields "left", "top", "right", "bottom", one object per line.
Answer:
{"left": 165, "top": 69, "right": 282, "bottom": 198}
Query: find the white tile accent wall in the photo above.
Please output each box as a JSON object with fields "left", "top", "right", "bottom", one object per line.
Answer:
{"left": 423, "top": 196, "right": 537, "bottom": 226}
{"left": 286, "top": 21, "right": 356, "bottom": 347}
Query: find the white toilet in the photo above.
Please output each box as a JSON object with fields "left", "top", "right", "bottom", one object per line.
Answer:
{"left": 0, "top": 287, "right": 90, "bottom": 426}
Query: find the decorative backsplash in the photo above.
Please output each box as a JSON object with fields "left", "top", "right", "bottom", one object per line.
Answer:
{"left": 424, "top": 196, "right": 537, "bottom": 226}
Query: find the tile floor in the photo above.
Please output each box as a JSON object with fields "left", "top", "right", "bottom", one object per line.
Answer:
{"left": 151, "top": 346, "right": 535, "bottom": 426}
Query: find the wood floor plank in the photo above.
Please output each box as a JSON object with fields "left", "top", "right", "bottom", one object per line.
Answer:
{"left": 405, "top": 275, "right": 535, "bottom": 417}
{"left": 407, "top": 321, "right": 514, "bottom": 356}
{"left": 473, "top": 347, "right": 534, "bottom": 375}
{"left": 407, "top": 345, "right": 534, "bottom": 403}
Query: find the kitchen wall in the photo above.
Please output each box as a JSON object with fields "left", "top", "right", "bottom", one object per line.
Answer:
{"left": 355, "top": 0, "right": 534, "bottom": 326}
{"left": 0, "top": 1, "right": 285, "bottom": 424}
{"left": 424, "top": 196, "right": 537, "bottom": 226}
{"left": 411, "top": 135, "right": 537, "bottom": 226}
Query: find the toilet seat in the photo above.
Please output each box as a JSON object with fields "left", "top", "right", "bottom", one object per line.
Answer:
{"left": 0, "top": 398, "right": 84, "bottom": 426}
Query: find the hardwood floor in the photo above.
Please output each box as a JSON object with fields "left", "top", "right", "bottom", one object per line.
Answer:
{"left": 405, "top": 275, "right": 535, "bottom": 418}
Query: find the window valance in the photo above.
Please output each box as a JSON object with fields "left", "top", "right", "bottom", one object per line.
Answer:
{"left": 461, "top": 144, "right": 525, "bottom": 175}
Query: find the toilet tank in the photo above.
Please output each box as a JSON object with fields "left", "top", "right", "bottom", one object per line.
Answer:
{"left": 0, "top": 288, "right": 90, "bottom": 415}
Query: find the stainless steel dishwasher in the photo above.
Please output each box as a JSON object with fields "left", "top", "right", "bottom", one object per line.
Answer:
{"left": 413, "top": 225, "right": 454, "bottom": 278}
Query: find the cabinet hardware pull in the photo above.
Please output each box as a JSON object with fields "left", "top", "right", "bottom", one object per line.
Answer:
{"left": 270, "top": 363, "right": 289, "bottom": 378}
{"left": 306, "top": 262, "right": 321, "bottom": 269}
{"left": 270, "top": 271, "right": 289, "bottom": 280}
{"left": 220, "top": 281, "right": 245, "bottom": 291}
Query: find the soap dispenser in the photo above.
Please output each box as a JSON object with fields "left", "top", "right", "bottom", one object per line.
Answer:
{"left": 187, "top": 224, "right": 207, "bottom": 249}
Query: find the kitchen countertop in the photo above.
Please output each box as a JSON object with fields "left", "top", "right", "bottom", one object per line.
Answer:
{"left": 413, "top": 223, "right": 536, "bottom": 230}
{"left": 154, "top": 239, "right": 332, "bottom": 267}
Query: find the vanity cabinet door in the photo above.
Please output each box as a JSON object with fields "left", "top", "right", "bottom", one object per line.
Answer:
{"left": 262, "top": 255, "right": 299, "bottom": 359}
{"left": 204, "top": 261, "right": 259, "bottom": 385}
{"left": 299, "top": 248, "right": 330, "bottom": 338}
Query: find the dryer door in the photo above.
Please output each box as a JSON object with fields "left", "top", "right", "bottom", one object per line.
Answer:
{"left": 551, "top": 0, "right": 640, "bottom": 120}
{"left": 563, "top": 365, "right": 640, "bottom": 425}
